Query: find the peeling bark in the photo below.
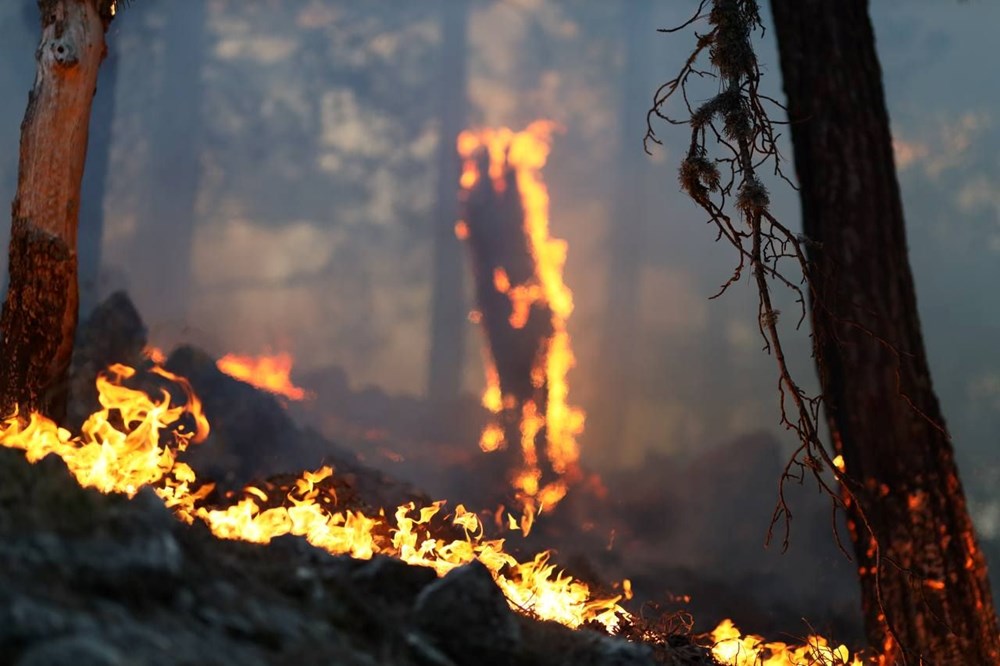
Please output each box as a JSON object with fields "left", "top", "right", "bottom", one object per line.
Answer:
{"left": 0, "top": 0, "right": 110, "bottom": 421}
{"left": 771, "top": 0, "right": 1000, "bottom": 662}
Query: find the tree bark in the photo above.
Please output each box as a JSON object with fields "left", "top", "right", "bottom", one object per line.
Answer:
{"left": 427, "top": 0, "right": 470, "bottom": 404}
{"left": 0, "top": 0, "right": 112, "bottom": 422}
{"left": 771, "top": 1, "right": 1000, "bottom": 662}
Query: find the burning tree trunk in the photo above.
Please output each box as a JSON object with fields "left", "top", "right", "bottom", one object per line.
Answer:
{"left": 770, "top": 0, "right": 1000, "bottom": 662}
{"left": 457, "top": 124, "right": 583, "bottom": 513}
{"left": 463, "top": 149, "right": 554, "bottom": 484}
{"left": 0, "top": 0, "right": 115, "bottom": 421}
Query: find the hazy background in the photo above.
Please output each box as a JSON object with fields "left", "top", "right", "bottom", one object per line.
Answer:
{"left": 1, "top": 0, "right": 998, "bottom": 633}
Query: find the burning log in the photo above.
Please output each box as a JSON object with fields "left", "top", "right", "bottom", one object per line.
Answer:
{"left": 456, "top": 123, "right": 584, "bottom": 515}
{"left": 0, "top": 0, "right": 117, "bottom": 422}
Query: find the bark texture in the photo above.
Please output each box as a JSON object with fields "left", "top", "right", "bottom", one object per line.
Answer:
{"left": 771, "top": 1, "right": 1000, "bottom": 662}
{"left": 0, "top": 0, "right": 109, "bottom": 421}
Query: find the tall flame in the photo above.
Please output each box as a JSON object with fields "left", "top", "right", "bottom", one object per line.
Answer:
{"left": 0, "top": 364, "right": 624, "bottom": 631}
{"left": 217, "top": 351, "right": 310, "bottom": 401}
{"left": 457, "top": 121, "right": 585, "bottom": 514}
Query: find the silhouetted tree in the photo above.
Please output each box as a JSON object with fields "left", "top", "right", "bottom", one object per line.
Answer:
{"left": 649, "top": 0, "right": 1000, "bottom": 661}
{"left": 0, "top": 0, "right": 116, "bottom": 420}
{"left": 771, "top": 1, "right": 1000, "bottom": 661}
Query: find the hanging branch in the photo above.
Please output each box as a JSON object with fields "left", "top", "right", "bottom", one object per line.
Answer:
{"left": 644, "top": 0, "right": 855, "bottom": 553}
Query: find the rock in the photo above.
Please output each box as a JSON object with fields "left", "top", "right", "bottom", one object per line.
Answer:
{"left": 351, "top": 555, "right": 437, "bottom": 606}
{"left": 16, "top": 635, "right": 125, "bottom": 666}
{"left": 68, "top": 291, "right": 148, "bottom": 430}
{"left": 413, "top": 560, "right": 521, "bottom": 664}
{"left": 519, "top": 619, "right": 658, "bottom": 666}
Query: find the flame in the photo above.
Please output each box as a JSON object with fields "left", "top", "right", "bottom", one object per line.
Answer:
{"left": 457, "top": 121, "right": 585, "bottom": 512}
{"left": 708, "top": 619, "right": 863, "bottom": 666}
{"left": 144, "top": 345, "right": 167, "bottom": 365}
{"left": 216, "top": 352, "right": 310, "bottom": 401}
{"left": 0, "top": 363, "right": 625, "bottom": 631}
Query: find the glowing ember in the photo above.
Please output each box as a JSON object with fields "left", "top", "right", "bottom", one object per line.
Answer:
{"left": 217, "top": 352, "right": 310, "bottom": 401}
{"left": 457, "top": 121, "right": 585, "bottom": 514}
{"left": 0, "top": 363, "right": 624, "bottom": 631}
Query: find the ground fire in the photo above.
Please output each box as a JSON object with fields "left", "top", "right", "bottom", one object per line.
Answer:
{"left": 0, "top": 358, "right": 863, "bottom": 665}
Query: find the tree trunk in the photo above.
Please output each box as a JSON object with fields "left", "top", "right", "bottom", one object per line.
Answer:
{"left": 464, "top": 152, "right": 555, "bottom": 480}
{"left": 771, "top": 1, "right": 1000, "bottom": 662}
{"left": 427, "top": 0, "right": 470, "bottom": 404}
{"left": 0, "top": 0, "right": 112, "bottom": 422}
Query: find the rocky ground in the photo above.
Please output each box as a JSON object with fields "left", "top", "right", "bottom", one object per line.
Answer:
{"left": 0, "top": 438, "right": 724, "bottom": 666}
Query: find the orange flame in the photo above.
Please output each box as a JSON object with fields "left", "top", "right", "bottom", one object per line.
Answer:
{"left": 0, "top": 364, "right": 625, "bottom": 632}
{"left": 217, "top": 352, "right": 310, "bottom": 401}
{"left": 457, "top": 121, "right": 585, "bottom": 513}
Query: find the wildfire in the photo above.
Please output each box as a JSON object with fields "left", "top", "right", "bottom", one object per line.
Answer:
{"left": 0, "top": 363, "right": 624, "bottom": 631}
{"left": 217, "top": 351, "right": 310, "bottom": 401}
{"left": 457, "top": 121, "right": 585, "bottom": 514}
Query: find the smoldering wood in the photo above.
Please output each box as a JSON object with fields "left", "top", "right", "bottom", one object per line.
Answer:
{"left": 462, "top": 149, "right": 557, "bottom": 487}
{"left": 0, "top": 0, "right": 109, "bottom": 421}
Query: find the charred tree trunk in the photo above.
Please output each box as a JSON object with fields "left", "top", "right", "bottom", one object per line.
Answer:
{"left": 0, "top": 0, "right": 113, "bottom": 422}
{"left": 464, "top": 152, "right": 555, "bottom": 482}
{"left": 771, "top": 1, "right": 1000, "bottom": 662}
{"left": 427, "top": 0, "right": 470, "bottom": 404}
{"left": 78, "top": 33, "right": 118, "bottom": 318}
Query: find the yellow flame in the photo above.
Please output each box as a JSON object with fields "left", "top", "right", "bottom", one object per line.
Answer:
{"left": 217, "top": 352, "right": 310, "bottom": 401}
{"left": 0, "top": 364, "right": 625, "bottom": 632}
{"left": 709, "top": 619, "right": 863, "bottom": 666}
{"left": 457, "top": 121, "right": 585, "bottom": 512}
